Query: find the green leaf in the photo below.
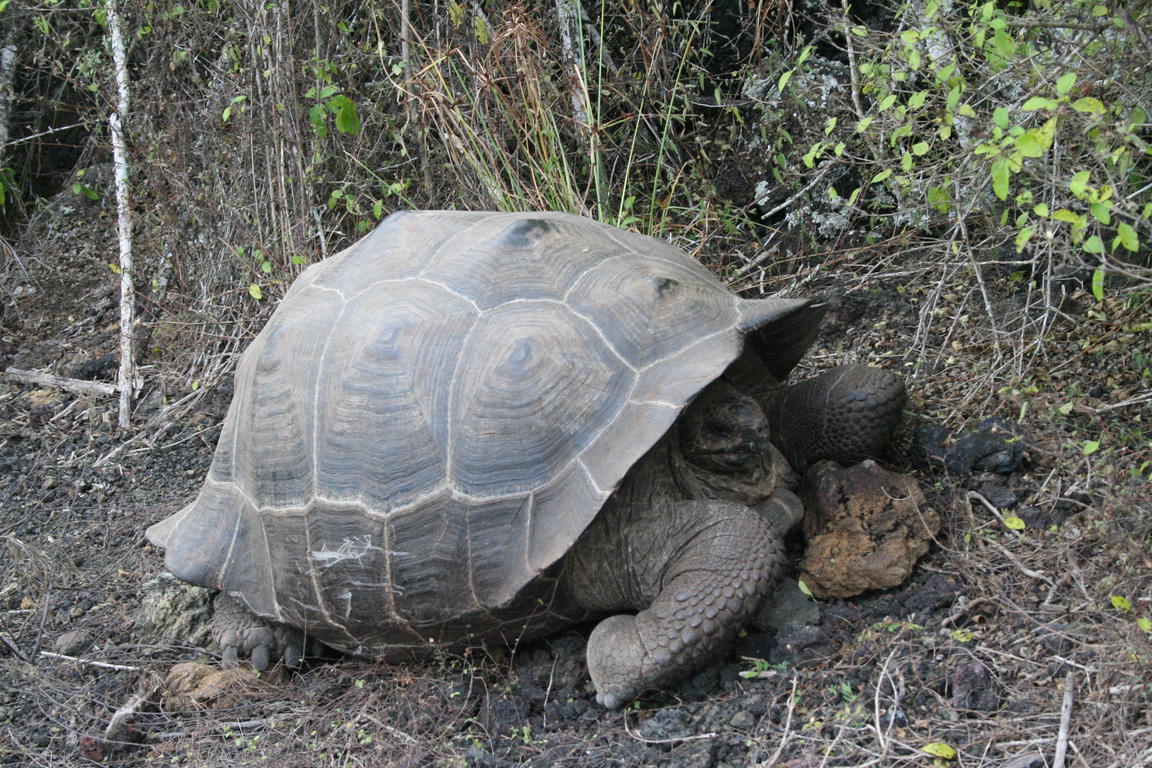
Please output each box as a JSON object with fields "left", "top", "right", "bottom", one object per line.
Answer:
{"left": 1033, "top": 203, "right": 1049, "bottom": 217}
{"left": 248, "top": 283, "right": 263, "bottom": 300}
{"left": 797, "top": 579, "right": 813, "bottom": 598}
{"left": 1068, "top": 171, "right": 1091, "bottom": 198}
{"left": 927, "top": 185, "right": 952, "bottom": 213}
{"left": 1015, "top": 130, "right": 1047, "bottom": 158}
{"left": 260, "top": 261, "right": 273, "bottom": 274}
{"left": 1090, "top": 202, "right": 1111, "bottom": 224}
{"left": 328, "top": 95, "right": 362, "bottom": 136}
{"left": 1092, "top": 266, "right": 1106, "bottom": 300}
{"left": 912, "top": 141, "right": 930, "bottom": 156}
{"left": 991, "top": 157, "right": 1010, "bottom": 201}
{"left": 1057, "top": 402, "right": 1074, "bottom": 415}
{"left": 1083, "top": 235, "right": 1104, "bottom": 254}
{"left": 1111, "top": 595, "right": 1132, "bottom": 612}
{"left": 1055, "top": 72, "right": 1077, "bottom": 97}
{"left": 824, "top": 116, "right": 837, "bottom": 135}
{"left": 1014, "top": 226, "right": 1034, "bottom": 252}
{"left": 922, "top": 742, "right": 957, "bottom": 759}
{"left": 1138, "top": 617, "right": 1152, "bottom": 634}
{"left": 908, "top": 49, "right": 921, "bottom": 70}
{"left": 901, "top": 152, "right": 913, "bottom": 172}
{"left": 957, "top": 102, "right": 976, "bottom": 118}
{"left": 946, "top": 85, "right": 962, "bottom": 111}
{"left": 878, "top": 94, "right": 897, "bottom": 111}
{"left": 950, "top": 629, "right": 975, "bottom": 642}
{"left": 993, "top": 107, "right": 1010, "bottom": 129}
{"left": 901, "top": 29, "right": 920, "bottom": 44}
{"left": 1083, "top": 440, "right": 1100, "bottom": 455}
{"left": 990, "top": 28, "right": 1016, "bottom": 61}
{"left": 908, "top": 91, "right": 928, "bottom": 110}
{"left": 856, "top": 116, "right": 874, "bottom": 133}
{"left": 1071, "top": 97, "right": 1106, "bottom": 114}
{"left": 472, "top": 14, "right": 489, "bottom": 44}
{"left": 1116, "top": 222, "right": 1139, "bottom": 251}
{"left": 1052, "top": 209, "right": 1082, "bottom": 225}
{"left": 308, "top": 104, "right": 328, "bottom": 139}
{"left": 1021, "top": 96, "right": 1058, "bottom": 111}
{"left": 778, "top": 69, "right": 793, "bottom": 92}
{"left": 871, "top": 168, "right": 893, "bottom": 184}
{"left": 1003, "top": 514, "right": 1026, "bottom": 530}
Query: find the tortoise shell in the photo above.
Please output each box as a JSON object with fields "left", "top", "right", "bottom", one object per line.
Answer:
{"left": 147, "top": 211, "right": 820, "bottom": 656}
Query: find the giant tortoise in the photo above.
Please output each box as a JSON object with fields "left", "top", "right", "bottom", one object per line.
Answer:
{"left": 147, "top": 211, "right": 905, "bottom": 707}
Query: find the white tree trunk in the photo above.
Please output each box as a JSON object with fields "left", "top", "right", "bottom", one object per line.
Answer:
{"left": 107, "top": 0, "right": 136, "bottom": 429}
{"left": 0, "top": 29, "right": 16, "bottom": 158}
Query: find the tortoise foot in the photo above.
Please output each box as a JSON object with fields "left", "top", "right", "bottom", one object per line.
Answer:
{"left": 212, "top": 593, "right": 312, "bottom": 671}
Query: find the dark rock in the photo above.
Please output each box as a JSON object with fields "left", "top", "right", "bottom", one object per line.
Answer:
{"left": 678, "top": 666, "right": 723, "bottom": 700}
{"left": 465, "top": 746, "right": 505, "bottom": 768}
{"left": 479, "top": 691, "right": 531, "bottom": 736}
{"left": 750, "top": 578, "right": 820, "bottom": 633}
{"left": 70, "top": 355, "right": 116, "bottom": 381}
{"left": 770, "top": 625, "right": 836, "bottom": 667}
{"left": 911, "top": 418, "right": 1026, "bottom": 476}
{"left": 728, "top": 709, "right": 755, "bottom": 730}
{"left": 639, "top": 708, "right": 693, "bottom": 740}
{"left": 882, "top": 707, "right": 908, "bottom": 728}
{"left": 53, "top": 629, "right": 93, "bottom": 656}
{"left": 977, "top": 481, "right": 1019, "bottom": 510}
{"left": 1033, "top": 624, "right": 1075, "bottom": 656}
{"left": 949, "top": 661, "right": 999, "bottom": 712}
{"left": 899, "top": 573, "right": 964, "bottom": 617}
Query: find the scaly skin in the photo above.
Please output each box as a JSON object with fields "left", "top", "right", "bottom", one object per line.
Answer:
{"left": 580, "top": 499, "right": 789, "bottom": 708}
{"left": 212, "top": 593, "right": 308, "bottom": 670}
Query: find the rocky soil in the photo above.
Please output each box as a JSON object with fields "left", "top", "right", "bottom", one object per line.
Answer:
{"left": 1, "top": 184, "right": 1150, "bottom": 767}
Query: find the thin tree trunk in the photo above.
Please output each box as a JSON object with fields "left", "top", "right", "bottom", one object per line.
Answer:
{"left": 106, "top": 0, "right": 136, "bottom": 429}
{"left": 0, "top": 27, "right": 17, "bottom": 158}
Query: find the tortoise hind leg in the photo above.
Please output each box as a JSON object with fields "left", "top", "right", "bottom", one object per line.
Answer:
{"left": 212, "top": 593, "right": 313, "bottom": 670}
{"left": 577, "top": 499, "right": 791, "bottom": 708}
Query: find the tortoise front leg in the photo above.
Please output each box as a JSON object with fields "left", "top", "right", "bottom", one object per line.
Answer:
{"left": 576, "top": 499, "right": 790, "bottom": 708}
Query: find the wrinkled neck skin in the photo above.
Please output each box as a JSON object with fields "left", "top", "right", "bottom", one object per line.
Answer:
{"left": 560, "top": 428, "right": 782, "bottom": 613}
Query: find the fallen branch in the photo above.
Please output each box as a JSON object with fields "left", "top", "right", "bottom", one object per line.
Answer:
{"left": 3, "top": 366, "right": 117, "bottom": 397}
{"left": 40, "top": 651, "right": 142, "bottom": 672}
{"left": 1053, "top": 671, "right": 1075, "bottom": 768}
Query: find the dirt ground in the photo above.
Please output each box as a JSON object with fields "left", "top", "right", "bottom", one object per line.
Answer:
{"left": 1, "top": 187, "right": 1150, "bottom": 767}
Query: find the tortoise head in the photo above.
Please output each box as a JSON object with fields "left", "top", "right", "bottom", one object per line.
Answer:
{"left": 677, "top": 380, "right": 771, "bottom": 473}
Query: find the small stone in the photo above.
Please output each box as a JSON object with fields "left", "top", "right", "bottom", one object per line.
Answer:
{"left": 728, "top": 709, "right": 755, "bottom": 730}
{"left": 1033, "top": 624, "right": 1075, "bottom": 656}
{"left": 949, "top": 661, "right": 999, "bottom": 712}
{"left": 53, "top": 629, "right": 93, "bottom": 656}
